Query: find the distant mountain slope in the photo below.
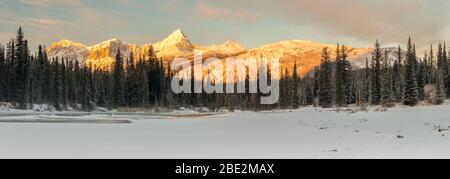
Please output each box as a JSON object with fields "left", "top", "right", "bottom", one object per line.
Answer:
{"left": 47, "top": 29, "right": 400, "bottom": 75}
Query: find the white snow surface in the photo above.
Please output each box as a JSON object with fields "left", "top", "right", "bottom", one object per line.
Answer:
{"left": 1, "top": 103, "right": 450, "bottom": 159}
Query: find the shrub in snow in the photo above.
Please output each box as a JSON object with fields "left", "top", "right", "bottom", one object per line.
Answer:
{"left": 0, "top": 102, "right": 14, "bottom": 111}
{"left": 424, "top": 84, "right": 445, "bottom": 105}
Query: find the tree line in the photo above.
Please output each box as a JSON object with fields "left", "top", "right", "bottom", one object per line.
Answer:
{"left": 0, "top": 28, "right": 285, "bottom": 111}
{"left": 1, "top": 28, "right": 448, "bottom": 111}
{"left": 296, "top": 38, "right": 448, "bottom": 108}
{"left": 0, "top": 28, "right": 168, "bottom": 111}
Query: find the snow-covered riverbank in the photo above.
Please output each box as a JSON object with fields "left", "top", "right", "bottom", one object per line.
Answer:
{"left": 0, "top": 103, "right": 449, "bottom": 159}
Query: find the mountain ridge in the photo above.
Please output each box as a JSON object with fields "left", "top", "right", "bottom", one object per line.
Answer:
{"left": 46, "top": 29, "right": 399, "bottom": 75}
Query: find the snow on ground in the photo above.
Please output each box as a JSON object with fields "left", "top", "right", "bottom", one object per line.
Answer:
{"left": 0, "top": 103, "right": 450, "bottom": 159}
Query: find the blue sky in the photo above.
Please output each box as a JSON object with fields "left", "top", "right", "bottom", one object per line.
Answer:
{"left": 1, "top": 0, "right": 450, "bottom": 51}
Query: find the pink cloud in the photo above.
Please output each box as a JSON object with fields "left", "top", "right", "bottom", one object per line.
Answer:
{"left": 195, "top": 1, "right": 257, "bottom": 23}
{"left": 29, "top": 18, "right": 66, "bottom": 26}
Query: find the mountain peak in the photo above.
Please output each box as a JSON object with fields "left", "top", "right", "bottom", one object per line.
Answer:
{"left": 49, "top": 39, "right": 86, "bottom": 48}
{"left": 88, "top": 38, "right": 125, "bottom": 50}
{"left": 46, "top": 39, "right": 88, "bottom": 64}
{"left": 168, "top": 29, "right": 186, "bottom": 38}
{"left": 102, "top": 38, "right": 121, "bottom": 44}
{"left": 222, "top": 40, "right": 245, "bottom": 48}
{"left": 152, "top": 29, "right": 194, "bottom": 56}
{"left": 163, "top": 29, "right": 189, "bottom": 43}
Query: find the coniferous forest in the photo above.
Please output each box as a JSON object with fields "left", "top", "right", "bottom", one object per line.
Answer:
{"left": 0, "top": 28, "right": 449, "bottom": 111}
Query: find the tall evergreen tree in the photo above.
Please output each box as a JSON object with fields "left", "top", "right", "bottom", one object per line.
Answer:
{"left": 370, "top": 40, "right": 382, "bottom": 105}
{"left": 335, "top": 44, "right": 345, "bottom": 107}
{"left": 413, "top": 45, "right": 425, "bottom": 100}
{"left": 81, "top": 67, "right": 92, "bottom": 111}
{"left": 403, "top": 38, "right": 419, "bottom": 106}
{"left": 125, "top": 54, "right": 137, "bottom": 107}
{"left": 342, "top": 46, "right": 353, "bottom": 104}
{"left": 6, "top": 39, "right": 15, "bottom": 102}
{"left": 291, "top": 61, "right": 300, "bottom": 108}
{"left": 42, "top": 49, "right": 51, "bottom": 103}
{"left": 67, "top": 60, "right": 77, "bottom": 106}
{"left": 429, "top": 45, "right": 435, "bottom": 84}
{"left": 112, "top": 49, "right": 125, "bottom": 108}
{"left": 381, "top": 50, "right": 393, "bottom": 107}
{"left": 0, "top": 44, "right": 6, "bottom": 101}
{"left": 313, "top": 67, "right": 320, "bottom": 105}
{"left": 335, "top": 44, "right": 351, "bottom": 107}
{"left": 444, "top": 43, "right": 450, "bottom": 97}
{"left": 435, "top": 72, "right": 446, "bottom": 105}
{"left": 146, "top": 46, "right": 164, "bottom": 107}
{"left": 318, "top": 47, "right": 333, "bottom": 108}
{"left": 14, "top": 27, "right": 30, "bottom": 108}
{"left": 136, "top": 58, "right": 150, "bottom": 107}
{"left": 61, "top": 59, "right": 68, "bottom": 107}
{"left": 363, "top": 57, "right": 371, "bottom": 104}
{"left": 51, "top": 58, "right": 61, "bottom": 110}
{"left": 392, "top": 46, "right": 403, "bottom": 102}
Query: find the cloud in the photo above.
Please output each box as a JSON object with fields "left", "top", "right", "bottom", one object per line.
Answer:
{"left": 29, "top": 18, "right": 68, "bottom": 26}
{"left": 204, "top": 0, "right": 450, "bottom": 48}
{"left": 18, "top": 0, "right": 83, "bottom": 7}
{"left": 162, "top": 0, "right": 179, "bottom": 13}
{"left": 3, "top": 0, "right": 448, "bottom": 51}
{"left": 195, "top": 0, "right": 257, "bottom": 23}
{"left": 277, "top": 0, "right": 447, "bottom": 44}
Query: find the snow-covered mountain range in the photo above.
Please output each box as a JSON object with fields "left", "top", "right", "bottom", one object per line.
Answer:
{"left": 46, "top": 29, "right": 399, "bottom": 76}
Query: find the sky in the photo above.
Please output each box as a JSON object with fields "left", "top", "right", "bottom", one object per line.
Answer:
{"left": 1, "top": 0, "right": 450, "bottom": 52}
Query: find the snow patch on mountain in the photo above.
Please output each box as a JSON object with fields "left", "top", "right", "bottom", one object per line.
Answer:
{"left": 195, "top": 40, "right": 246, "bottom": 56}
{"left": 85, "top": 38, "right": 136, "bottom": 69}
{"left": 152, "top": 29, "right": 194, "bottom": 57}
{"left": 46, "top": 39, "right": 89, "bottom": 63}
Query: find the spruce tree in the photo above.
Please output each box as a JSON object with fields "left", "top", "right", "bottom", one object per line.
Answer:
{"left": 335, "top": 44, "right": 345, "bottom": 107}
{"left": 6, "top": 39, "right": 15, "bottom": 102}
{"left": 28, "top": 55, "right": 36, "bottom": 105}
{"left": 146, "top": 46, "right": 163, "bottom": 107}
{"left": 363, "top": 57, "right": 371, "bottom": 104}
{"left": 35, "top": 45, "right": 45, "bottom": 102}
{"left": 403, "top": 38, "right": 419, "bottom": 106}
{"left": 429, "top": 45, "right": 435, "bottom": 84}
{"left": 159, "top": 59, "right": 168, "bottom": 107}
{"left": 61, "top": 59, "right": 68, "bottom": 107}
{"left": 414, "top": 45, "right": 425, "bottom": 100}
{"left": 112, "top": 48, "right": 125, "bottom": 108}
{"left": 14, "top": 27, "right": 30, "bottom": 108}
{"left": 392, "top": 46, "right": 403, "bottom": 102}
{"left": 370, "top": 40, "right": 382, "bottom": 105}
{"left": 74, "top": 60, "right": 82, "bottom": 104}
{"left": 43, "top": 50, "right": 51, "bottom": 103}
{"left": 444, "top": 43, "right": 450, "bottom": 97}
{"left": 335, "top": 44, "right": 351, "bottom": 107}
{"left": 125, "top": 54, "right": 137, "bottom": 107}
{"left": 318, "top": 47, "right": 333, "bottom": 108}
{"left": 280, "top": 68, "right": 291, "bottom": 108}
{"left": 313, "top": 67, "right": 320, "bottom": 103}
{"left": 81, "top": 67, "right": 91, "bottom": 111}
{"left": 342, "top": 46, "right": 353, "bottom": 104}
{"left": 0, "top": 44, "right": 6, "bottom": 101}
{"left": 291, "top": 61, "right": 300, "bottom": 108}
{"left": 87, "top": 65, "right": 96, "bottom": 106}
{"left": 137, "top": 59, "right": 150, "bottom": 107}
{"left": 51, "top": 58, "right": 61, "bottom": 110}
{"left": 381, "top": 50, "right": 393, "bottom": 107}
{"left": 435, "top": 72, "right": 446, "bottom": 105}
